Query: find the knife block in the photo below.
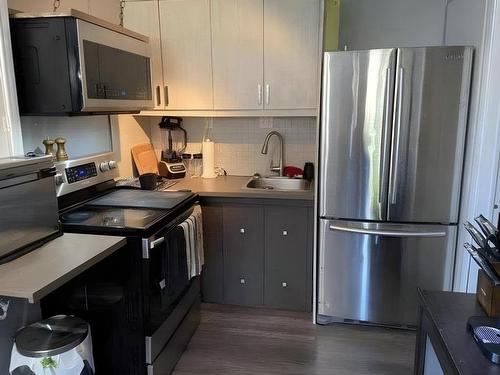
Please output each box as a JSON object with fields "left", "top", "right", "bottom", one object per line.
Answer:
{"left": 477, "top": 263, "right": 500, "bottom": 317}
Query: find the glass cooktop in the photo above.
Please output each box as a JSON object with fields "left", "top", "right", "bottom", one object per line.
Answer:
{"left": 61, "top": 207, "right": 167, "bottom": 230}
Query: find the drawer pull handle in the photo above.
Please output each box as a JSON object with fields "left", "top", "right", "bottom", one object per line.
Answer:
{"left": 240, "top": 278, "right": 246, "bottom": 284}
{"left": 282, "top": 230, "right": 288, "bottom": 236}
{"left": 282, "top": 282, "right": 287, "bottom": 288}
{"left": 240, "top": 228, "right": 245, "bottom": 234}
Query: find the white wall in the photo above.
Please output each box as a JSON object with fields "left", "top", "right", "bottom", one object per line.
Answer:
{"left": 149, "top": 117, "right": 317, "bottom": 177}
{"left": 338, "top": 0, "right": 448, "bottom": 50}
{"left": 0, "top": 0, "right": 22, "bottom": 157}
{"left": 449, "top": 0, "right": 500, "bottom": 292}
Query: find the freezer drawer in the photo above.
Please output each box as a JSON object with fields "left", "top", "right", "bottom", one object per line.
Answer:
{"left": 317, "top": 219, "right": 456, "bottom": 326}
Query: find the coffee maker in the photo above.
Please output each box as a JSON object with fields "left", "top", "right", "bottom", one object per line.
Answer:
{"left": 157, "top": 116, "right": 187, "bottom": 179}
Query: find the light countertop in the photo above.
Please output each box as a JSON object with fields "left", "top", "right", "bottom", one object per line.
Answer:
{"left": 0, "top": 233, "right": 126, "bottom": 303}
{"left": 166, "top": 175, "right": 314, "bottom": 201}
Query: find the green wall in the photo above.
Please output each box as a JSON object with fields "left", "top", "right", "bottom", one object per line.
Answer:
{"left": 324, "top": 0, "right": 340, "bottom": 51}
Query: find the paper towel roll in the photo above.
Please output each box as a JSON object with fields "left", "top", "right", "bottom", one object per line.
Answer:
{"left": 202, "top": 140, "right": 217, "bottom": 178}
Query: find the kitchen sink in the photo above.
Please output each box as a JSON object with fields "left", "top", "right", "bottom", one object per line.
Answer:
{"left": 245, "top": 177, "right": 311, "bottom": 191}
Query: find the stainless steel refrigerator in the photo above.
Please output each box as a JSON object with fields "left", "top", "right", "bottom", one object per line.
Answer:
{"left": 317, "top": 46, "right": 473, "bottom": 327}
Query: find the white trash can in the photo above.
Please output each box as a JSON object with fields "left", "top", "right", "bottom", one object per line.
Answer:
{"left": 9, "top": 315, "right": 94, "bottom": 375}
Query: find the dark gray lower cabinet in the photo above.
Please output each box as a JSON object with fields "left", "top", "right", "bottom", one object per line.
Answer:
{"left": 222, "top": 205, "right": 265, "bottom": 306}
{"left": 201, "top": 199, "right": 312, "bottom": 312}
{"left": 264, "top": 206, "right": 311, "bottom": 311}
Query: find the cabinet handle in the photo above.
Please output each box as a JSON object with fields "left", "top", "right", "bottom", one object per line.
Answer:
{"left": 265, "top": 84, "right": 270, "bottom": 105}
{"left": 282, "top": 282, "right": 287, "bottom": 288}
{"left": 240, "top": 228, "right": 245, "bottom": 234}
{"left": 258, "top": 84, "right": 263, "bottom": 105}
{"left": 164, "top": 85, "right": 169, "bottom": 106}
{"left": 282, "top": 230, "right": 288, "bottom": 236}
{"left": 156, "top": 85, "right": 161, "bottom": 106}
{"left": 240, "top": 278, "right": 246, "bottom": 284}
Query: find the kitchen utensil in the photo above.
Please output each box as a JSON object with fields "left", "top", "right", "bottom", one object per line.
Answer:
{"left": 139, "top": 173, "right": 158, "bottom": 190}
{"left": 158, "top": 116, "right": 187, "bottom": 179}
{"left": 475, "top": 214, "right": 499, "bottom": 247}
{"left": 55, "top": 137, "right": 68, "bottom": 161}
{"left": 464, "top": 243, "right": 500, "bottom": 286}
{"left": 465, "top": 221, "right": 489, "bottom": 249}
{"left": 131, "top": 143, "right": 160, "bottom": 176}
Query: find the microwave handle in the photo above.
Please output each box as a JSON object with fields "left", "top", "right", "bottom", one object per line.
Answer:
{"left": 40, "top": 167, "right": 57, "bottom": 178}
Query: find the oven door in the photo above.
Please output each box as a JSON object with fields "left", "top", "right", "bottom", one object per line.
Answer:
{"left": 142, "top": 225, "right": 190, "bottom": 364}
{"left": 77, "top": 19, "right": 153, "bottom": 112}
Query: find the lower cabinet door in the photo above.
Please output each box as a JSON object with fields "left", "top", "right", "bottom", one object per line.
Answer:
{"left": 201, "top": 205, "right": 224, "bottom": 303}
{"left": 264, "top": 206, "right": 310, "bottom": 311}
{"left": 223, "top": 205, "right": 265, "bottom": 306}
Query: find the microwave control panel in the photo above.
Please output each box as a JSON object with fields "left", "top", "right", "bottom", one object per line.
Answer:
{"left": 65, "top": 163, "right": 98, "bottom": 184}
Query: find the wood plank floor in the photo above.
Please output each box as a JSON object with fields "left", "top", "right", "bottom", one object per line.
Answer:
{"left": 173, "top": 303, "right": 415, "bottom": 375}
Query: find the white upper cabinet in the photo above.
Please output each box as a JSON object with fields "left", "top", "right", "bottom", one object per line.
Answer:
{"left": 264, "top": 0, "right": 320, "bottom": 110}
{"left": 159, "top": 0, "right": 213, "bottom": 110}
{"left": 123, "top": 1, "right": 165, "bottom": 109}
{"left": 211, "top": 0, "right": 264, "bottom": 110}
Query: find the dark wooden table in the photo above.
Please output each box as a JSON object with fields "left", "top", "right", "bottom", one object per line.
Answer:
{"left": 415, "top": 289, "right": 500, "bottom": 374}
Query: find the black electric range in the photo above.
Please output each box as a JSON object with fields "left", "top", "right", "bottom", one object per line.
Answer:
{"left": 43, "top": 155, "right": 201, "bottom": 375}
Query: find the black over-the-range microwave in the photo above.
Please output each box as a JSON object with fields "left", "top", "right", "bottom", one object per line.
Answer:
{"left": 10, "top": 10, "right": 153, "bottom": 115}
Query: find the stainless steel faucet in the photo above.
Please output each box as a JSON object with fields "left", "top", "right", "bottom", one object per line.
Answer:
{"left": 261, "top": 131, "right": 284, "bottom": 176}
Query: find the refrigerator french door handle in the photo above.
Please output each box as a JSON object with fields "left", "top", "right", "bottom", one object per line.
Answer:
{"left": 328, "top": 222, "right": 446, "bottom": 238}
{"left": 390, "top": 66, "right": 405, "bottom": 205}
{"left": 379, "top": 67, "right": 392, "bottom": 205}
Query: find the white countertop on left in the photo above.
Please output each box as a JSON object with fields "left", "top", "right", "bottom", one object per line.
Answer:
{"left": 0, "top": 233, "right": 127, "bottom": 303}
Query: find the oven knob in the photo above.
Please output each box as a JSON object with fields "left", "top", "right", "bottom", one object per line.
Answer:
{"left": 54, "top": 173, "right": 64, "bottom": 186}
{"left": 108, "top": 160, "right": 117, "bottom": 170}
{"left": 99, "top": 162, "right": 110, "bottom": 172}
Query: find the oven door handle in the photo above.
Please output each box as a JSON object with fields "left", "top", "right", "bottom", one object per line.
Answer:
{"left": 142, "top": 237, "right": 165, "bottom": 259}
{"left": 150, "top": 237, "right": 165, "bottom": 249}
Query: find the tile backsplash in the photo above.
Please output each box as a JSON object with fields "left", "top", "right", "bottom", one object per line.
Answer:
{"left": 149, "top": 117, "right": 317, "bottom": 176}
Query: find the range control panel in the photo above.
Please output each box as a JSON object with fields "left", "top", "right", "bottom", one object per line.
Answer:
{"left": 55, "top": 154, "right": 119, "bottom": 197}
{"left": 65, "top": 162, "right": 98, "bottom": 183}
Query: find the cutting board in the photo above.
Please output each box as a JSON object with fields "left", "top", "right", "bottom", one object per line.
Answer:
{"left": 131, "top": 143, "right": 159, "bottom": 175}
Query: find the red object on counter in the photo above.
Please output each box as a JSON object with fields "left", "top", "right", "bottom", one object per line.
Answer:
{"left": 283, "top": 166, "right": 303, "bottom": 178}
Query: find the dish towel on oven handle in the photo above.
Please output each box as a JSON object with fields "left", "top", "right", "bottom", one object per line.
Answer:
{"left": 179, "top": 205, "right": 204, "bottom": 279}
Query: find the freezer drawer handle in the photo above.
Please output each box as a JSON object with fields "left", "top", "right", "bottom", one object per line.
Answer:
{"left": 328, "top": 224, "right": 446, "bottom": 238}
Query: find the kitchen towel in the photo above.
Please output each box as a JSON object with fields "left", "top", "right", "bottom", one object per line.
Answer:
{"left": 179, "top": 205, "right": 204, "bottom": 279}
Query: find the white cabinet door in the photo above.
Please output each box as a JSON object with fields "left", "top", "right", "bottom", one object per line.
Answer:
{"left": 211, "top": 0, "right": 263, "bottom": 110}
{"left": 263, "top": 0, "right": 320, "bottom": 110}
{"left": 159, "top": 0, "right": 213, "bottom": 110}
{"left": 123, "top": 0, "right": 165, "bottom": 109}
